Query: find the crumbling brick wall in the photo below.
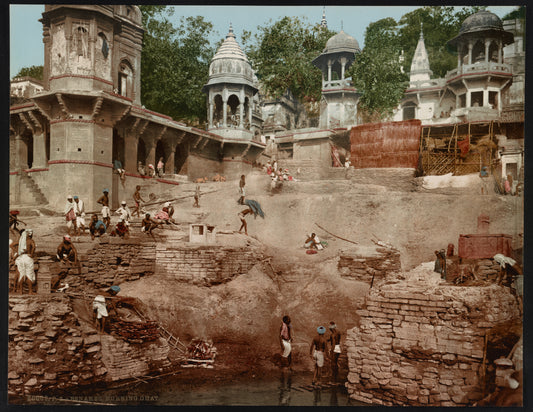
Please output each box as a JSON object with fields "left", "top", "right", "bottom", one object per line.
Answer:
{"left": 338, "top": 246, "right": 401, "bottom": 284}
{"left": 79, "top": 239, "right": 156, "bottom": 288}
{"left": 8, "top": 295, "right": 170, "bottom": 396}
{"left": 345, "top": 283, "right": 520, "bottom": 406}
{"left": 156, "top": 244, "right": 262, "bottom": 285}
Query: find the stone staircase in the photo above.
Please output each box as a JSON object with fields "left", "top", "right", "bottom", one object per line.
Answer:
{"left": 17, "top": 173, "right": 48, "bottom": 205}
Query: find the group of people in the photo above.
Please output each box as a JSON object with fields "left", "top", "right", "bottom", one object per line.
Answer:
{"left": 137, "top": 157, "right": 166, "bottom": 178}
{"left": 280, "top": 316, "right": 342, "bottom": 385}
{"left": 64, "top": 195, "right": 86, "bottom": 236}
{"left": 9, "top": 228, "right": 79, "bottom": 294}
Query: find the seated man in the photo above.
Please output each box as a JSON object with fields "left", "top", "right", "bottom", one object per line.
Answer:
{"left": 56, "top": 235, "right": 79, "bottom": 264}
{"left": 304, "top": 233, "right": 323, "bottom": 250}
{"left": 89, "top": 214, "right": 106, "bottom": 240}
{"left": 141, "top": 213, "right": 160, "bottom": 235}
{"left": 110, "top": 219, "right": 129, "bottom": 238}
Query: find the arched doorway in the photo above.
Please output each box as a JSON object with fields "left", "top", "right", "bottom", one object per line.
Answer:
{"left": 174, "top": 142, "right": 188, "bottom": 175}
{"left": 227, "top": 94, "right": 240, "bottom": 126}
{"left": 112, "top": 130, "right": 125, "bottom": 167}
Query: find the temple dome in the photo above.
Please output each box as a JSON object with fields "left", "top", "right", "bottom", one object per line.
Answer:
{"left": 323, "top": 30, "right": 360, "bottom": 54}
{"left": 206, "top": 24, "right": 254, "bottom": 87}
{"left": 448, "top": 10, "right": 514, "bottom": 47}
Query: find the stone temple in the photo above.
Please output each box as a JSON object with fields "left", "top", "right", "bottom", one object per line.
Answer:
{"left": 10, "top": 6, "right": 524, "bottom": 211}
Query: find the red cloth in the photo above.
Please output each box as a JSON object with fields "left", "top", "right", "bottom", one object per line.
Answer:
{"left": 457, "top": 139, "right": 470, "bottom": 157}
{"left": 306, "top": 249, "right": 318, "bottom": 255}
{"left": 66, "top": 208, "right": 76, "bottom": 222}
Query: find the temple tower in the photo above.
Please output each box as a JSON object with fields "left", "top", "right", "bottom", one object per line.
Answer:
{"left": 312, "top": 30, "right": 360, "bottom": 128}
{"left": 446, "top": 10, "right": 514, "bottom": 121}
{"left": 31, "top": 5, "right": 144, "bottom": 209}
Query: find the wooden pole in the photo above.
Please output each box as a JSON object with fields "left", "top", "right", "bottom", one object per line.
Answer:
{"left": 314, "top": 223, "right": 358, "bottom": 244}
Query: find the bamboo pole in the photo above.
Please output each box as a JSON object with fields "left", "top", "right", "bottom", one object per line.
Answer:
{"left": 314, "top": 223, "right": 358, "bottom": 244}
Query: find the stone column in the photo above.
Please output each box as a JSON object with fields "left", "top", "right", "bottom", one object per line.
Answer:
{"left": 248, "top": 102, "right": 253, "bottom": 130}
{"left": 239, "top": 100, "right": 244, "bottom": 129}
{"left": 32, "top": 130, "right": 47, "bottom": 169}
{"left": 222, "top": 98, "right": 228, "bottom": 128}
{"left": 15, "top": 134, "right": 29, "bottom": 171}
{"left": 466, "top": 91, "right": 471, "bottom": 108}
{"left": 498, "top": 41, "right": 503, "bottom": 64}
{"left": 457, "top": 52, "right": 461, "bottom": 71}
{"left": 467, "top": 42, "right": 473, "bottom": 65}
{"left": 208, "top": 97, "right": 214, "bottom": 128}
{"left": 483, "top": 89, "right": 489, "bottom": 107}
{"left": 165, "top": 144, "right": 176, "bottom": 175}
{"left": 123, "top": 134, "right": 138, "bottom": 173}
{"left": 341, "top": 59, "right": 346, "bottom": 80}
{"left": 327, "top": 60, "right": 332, "bottom": 83}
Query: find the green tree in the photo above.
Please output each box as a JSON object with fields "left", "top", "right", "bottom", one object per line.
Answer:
{"left": 140, "top": 6, "right": 214, "bottom": 125}
{"left": 13, "top": 65, "right": 43, "bottom": 80}
{"left": 349, "top": 18, "right": 407, "bottom": 122}
{"left": 243, "top": 17, "right": 335, "bottom": 106}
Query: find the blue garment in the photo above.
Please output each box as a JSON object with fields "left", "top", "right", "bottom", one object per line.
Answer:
{"left": 244, "top": 199, "right": 265, "bottom": 219}
{"left": 114, "top": 160, "right": 123, "bottom": 170}
{"left": 95, "top": 220, "right": 106, "bottom": 230}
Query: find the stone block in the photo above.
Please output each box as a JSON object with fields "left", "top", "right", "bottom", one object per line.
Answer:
{"left": 24, "top": 378, "right": 38, "bottom": 387}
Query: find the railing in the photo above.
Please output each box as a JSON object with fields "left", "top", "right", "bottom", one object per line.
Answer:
{"left": 446, "top": 61, "right": 512, "bottom": 78}
{"left": 323, "top": 79, "right": 354, "bottom": 89}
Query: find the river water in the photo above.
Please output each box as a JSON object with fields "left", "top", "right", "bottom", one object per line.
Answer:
{"left": 50, "top": 371, "right": 368, "bottom": 407}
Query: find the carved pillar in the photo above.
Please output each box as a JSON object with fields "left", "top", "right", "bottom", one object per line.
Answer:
{"left": 239, "top": 88, "right": 245, "bottom": 128}
{"left": 483, "top": 89, "right": 489, "bottom": 107}
{"left": 327, "top": 60, "right": 332, "bottom": 82}
{"left": 145, "top": 139, "right": 156, "bottom": 168}
{"left": 248, "top": 101, "right": 253, "bottom": 130}
{"left": 223, "top": 98, "right": 228, "bottom": 128}
{"left": 484, "top": 40, "right": 490, "bottom": 64}
{"left": 466, "top": 91, "right": 471, "bottom": 108}
{"left": 208, "top": 96, "right": 214, "bottom": 128}
{"left": 341, "top": 58, "right": 346, "bottom": 80}
{"left": 467, "top": 42, "right": 473, "bottom": 65}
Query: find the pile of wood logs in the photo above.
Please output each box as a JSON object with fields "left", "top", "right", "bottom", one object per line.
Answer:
{"left": 109, "top": 320, "right": 159, "bottom": 343}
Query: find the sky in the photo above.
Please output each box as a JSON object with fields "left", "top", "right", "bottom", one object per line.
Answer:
{"left": 9, "top": 4, "right": 519, "bottom": 79}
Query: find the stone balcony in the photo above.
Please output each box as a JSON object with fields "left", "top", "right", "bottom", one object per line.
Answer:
{"left": 446, "top": 61, "right": 512, "bottom": 80}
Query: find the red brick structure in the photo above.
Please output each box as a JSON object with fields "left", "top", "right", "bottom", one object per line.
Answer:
{"left": 458, "top": 233, "right": 512, "bottom": 259}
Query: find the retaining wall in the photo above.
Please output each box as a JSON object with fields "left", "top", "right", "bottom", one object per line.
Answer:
{"left": 338, "top": 246, "right": 402, "bottom": 283}
{"left": 345, "top": 282, "right": 521, "bottom": 406}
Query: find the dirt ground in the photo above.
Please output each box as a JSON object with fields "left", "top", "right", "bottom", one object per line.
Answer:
{"left": 10, "top": 168, "right": 524, "bottom": 390}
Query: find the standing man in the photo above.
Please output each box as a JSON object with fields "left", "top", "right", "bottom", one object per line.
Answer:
{"left": 97, "top": 189, "right": 110, "bottom": 228}
{"left": 15, "top": 229, "right": 36, "bottom": 294}
{"left": 328, "top": 321, "right": 342, "bottom": 383}
{"left": 115, "top": 201, "right": 132, "bottom": 226}
{"left": 92, "top": 295, "right": 108, "bottom": 333}
{"left": 280, "top": 315, "right": 293, "bottom": 369}
{"left": 64, "top": 195, "right": 77, "bottom": 236}
{"left": 132, "top": 185, "right": 145, "bottom": 217}
{"left": 310, "top": 326, "right": 327, "bottom": 386}
{"left": 73, "top": 196, "right": 86, "bottom": 235}
{"left": 238, "top": 208, "right": 253, "bottom": 235}
{"left": 193, "top": 184, "right": 201, "bottom": 208}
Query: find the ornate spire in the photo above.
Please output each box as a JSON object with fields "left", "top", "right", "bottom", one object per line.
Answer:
{"left": 409, "top": 22, "right": 432, "bottom": 84}
{"left": 321, "top": 7, "right": 327, "bottom": 28}
{"left": 227, "top": 23, "right": 235, "bottom": 39}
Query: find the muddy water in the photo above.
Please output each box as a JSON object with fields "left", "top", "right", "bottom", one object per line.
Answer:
{"left": 61, "top": 371, "right": 367, "bottom": 406}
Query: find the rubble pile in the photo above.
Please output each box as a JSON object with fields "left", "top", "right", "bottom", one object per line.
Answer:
{"left": 338, "top": 246, "right": 401, "bottom": 284}
{"left": 345, "top": 271, "right": 521, "bottom": 406}
{"left": 181, "top": 339, "right": 217, "bottom": 368}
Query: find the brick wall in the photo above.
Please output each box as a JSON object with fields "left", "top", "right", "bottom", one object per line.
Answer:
{"left": 345, "top": 283, "right": 521, "bottom": 406}
{"left": 338, "top": 246, "right": 402, "bottom": 284}
{"left": 79, "top": 238, "right": 156, "bottom": 288}
{"left": 156, "top": 244, "right": 262, "bottom": 286}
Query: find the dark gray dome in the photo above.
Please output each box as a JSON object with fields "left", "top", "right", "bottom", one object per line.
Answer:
{"left": 448, "top": 9, "right": 514, "bottom": 47}
{"left": 459, "top": 10, "right": 503, "bottom": 34}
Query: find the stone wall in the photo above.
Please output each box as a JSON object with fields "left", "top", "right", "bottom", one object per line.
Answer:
{"left": 345, "top": 282, "right": 521, "bottom": 406}
{"left": 156, "top": 244, "right": 262, "bottom": 286}
{"left": 78, "top": 238, "right": 156, "bottom": 288}
{"left": 338, "top": 246, "right": 402, "bottom": 284}
{"left": 8, "top": 295, "right": 170, "bottom": 397}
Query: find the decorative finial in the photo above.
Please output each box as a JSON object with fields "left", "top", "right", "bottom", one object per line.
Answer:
{"left": 227, "top": 23, "right": 235, "bottom": 38}
{"left": 321, "top": 6, "right": 327, "bottom": 28}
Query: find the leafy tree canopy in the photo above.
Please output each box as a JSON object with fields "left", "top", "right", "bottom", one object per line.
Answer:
{"left": 243, "top": 17, "right": 336, "bottom": 105}
{"left": 139, "top": 6, "right": 214, "bottom": 125}
{"left": 502, "top": 5, "right": 525, "bottom": 21}
{"left": 13, "top": 65, "right": 43, "bottom": 81}
{"left": 350, "top": 17, "right": 407, "bottom": 122}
